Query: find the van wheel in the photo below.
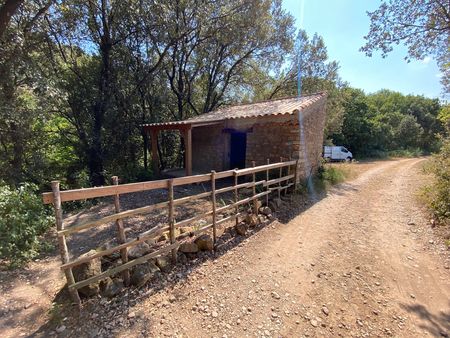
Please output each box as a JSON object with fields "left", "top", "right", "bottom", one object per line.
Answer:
{"left": 346, "top": 157, "right": 352, "bottom": 162}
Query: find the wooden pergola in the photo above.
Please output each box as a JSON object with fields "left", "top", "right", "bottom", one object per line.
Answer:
{"left": 143, "top": 123, "right": 193, "bottom": 177}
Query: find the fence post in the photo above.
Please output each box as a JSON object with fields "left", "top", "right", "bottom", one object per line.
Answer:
{"left": 293, "top": 159, "right": 299, "bottom": 193}
{"left": 251, "top": 161, "right": 258, "bottom": 215}
{"left": 112, "top": 176, "right": 130, "bottom": 285}
{"left": 287, "top": 157, "right": 291, "bottom": 198}
{"left": 211, "top": 171, "right": 217, "bottom": 245}
{"left": 233, "top": 169, "right": 239, "bottom": 225}
{"left": 168, "top": 179, "right": 177, "bottom": 263}
{"left": 51, "top": 181, "right": 81, "bottom": 307}
{"left": 278, "top": 157, "right": 283, "bottom": 199}
{"left": 266, "top": 158, "right": 270, "bottom": 207}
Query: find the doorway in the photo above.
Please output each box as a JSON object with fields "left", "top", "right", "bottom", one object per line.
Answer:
{"left": 229, "top": 132, "right": 247, "bottom": 169}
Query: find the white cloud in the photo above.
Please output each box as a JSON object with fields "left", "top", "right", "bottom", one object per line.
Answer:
{"left": 421, "top": 56, "right": 431, "bottom": 64}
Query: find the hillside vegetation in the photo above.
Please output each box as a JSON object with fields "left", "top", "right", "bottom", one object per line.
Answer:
{"left": 0, "top": 0, "right": 448, "bottom": 266}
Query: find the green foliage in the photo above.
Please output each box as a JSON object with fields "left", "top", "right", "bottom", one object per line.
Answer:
{"left": 387, "top": 148, "right": 424, "bottom": 158}
{"left": 438, "top": 104, "right": 450, "bottom": 131}
{"left": 331, "top": 88, "right": 444, "bottom": 158}
{"left": 0, "top": 0, "right": 445, "bottom": 199}
{"left": 0, "top": 183, "right": 54, "bottom": 267}
{"left": 314, "top": 163, "right": 348, "bottom": 191}
{"left": 319, "top": 166, "right": 346, "bottom": 185}
{"left": 252, "top": 29, "right": 345, "bottom": 140}
{"left": 423, "top": 137, "right": 450, "bottom": 222}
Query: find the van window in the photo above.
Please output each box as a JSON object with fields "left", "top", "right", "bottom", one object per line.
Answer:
{"left": 340, "top": 147, "right": 347, "bottom": 153}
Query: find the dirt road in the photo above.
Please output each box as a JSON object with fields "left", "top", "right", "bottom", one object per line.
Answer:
{"left": 2, "top": 158, "right": 450, "bottom": 337}
{"left": 128, "top": 158, "right": 449, "bottom": 338}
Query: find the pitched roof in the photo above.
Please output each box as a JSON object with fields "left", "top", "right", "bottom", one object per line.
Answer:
{"left": 143, "top": 92, "right": 326, "bottom": 129}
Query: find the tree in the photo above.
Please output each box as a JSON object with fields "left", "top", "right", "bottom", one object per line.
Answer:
{"left": 361, "top": 0, "right": 450, "bottom": 92}
{"left": 367, "top": 89, "right": 443, "bottom": 152}
{"left": 256, "top": 30, "right": 345, "bottom": 140}
{"left": 336, "top": 88, "right": 378, "bottom": 157}
{"left": 0, "top": 0, "right": 23, "bottom": 37}
{"left": 43, "top": 0, "right": 176, "bottom": 185}
{"left": 0, "top": 1, "right": 59, "bottom": 186}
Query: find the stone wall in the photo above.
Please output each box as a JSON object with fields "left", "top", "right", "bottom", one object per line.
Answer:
{"left": 191, "top": 95, "right": 327, "bottom": 179}
{"left": 294, "top": 96, "right": 327, "bottom": 178}
{"left": 244, "top": 118, "right": 299, "bottom": 166}
{"left": 191, "top": 123, "right": 228, "bottom": 173}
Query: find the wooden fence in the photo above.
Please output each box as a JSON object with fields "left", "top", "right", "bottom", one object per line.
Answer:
{"left": 42, "top": 159, "right": 299, "bottom": 306}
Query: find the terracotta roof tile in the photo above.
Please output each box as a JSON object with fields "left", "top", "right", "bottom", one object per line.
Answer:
{"left": 143, "top": 92, "right": 326, "bottom": 128}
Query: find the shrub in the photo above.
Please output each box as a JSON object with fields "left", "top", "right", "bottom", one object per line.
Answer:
{"left": 313, "top": 163, "right": 348, "bottom": 191}
{"left": 320, "top": 166, "right": 346, "bottom": 185}
{"left": 0, "top": 183, "right": 54, "bottom": 267}
{"left": 423, "top": 137, "right": 450, "bottom": 222}
{"left": 388, "top": 148, "right": 424, "bottom": 158}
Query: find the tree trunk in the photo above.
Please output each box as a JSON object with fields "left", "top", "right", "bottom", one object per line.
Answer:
{"left": 143, "top": 130, "right": 148, "bottom": 171}
{"left": 86, "top": 0, "right": 113, "bottom": 187}
{"left": 9, "top": 122, "right": 23, "bottom": 185}
{"left": 0, "top": 0, "right": 23, "bottom": 38}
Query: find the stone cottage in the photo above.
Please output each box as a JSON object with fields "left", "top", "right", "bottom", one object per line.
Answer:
{"left": 143, "top": 92, "right": 327, "bottom": 179}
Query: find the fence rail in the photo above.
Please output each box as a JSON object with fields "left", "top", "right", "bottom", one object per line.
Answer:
{"left": 43, "top": 159, "right": 299, "bottom": 306}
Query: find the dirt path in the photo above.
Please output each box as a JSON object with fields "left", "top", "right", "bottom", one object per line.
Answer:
{"left": 2, "top": 158, "right": 449, "bottom": 337}
{"left": 124, "top": 158, "right": 449, "bottom": 337}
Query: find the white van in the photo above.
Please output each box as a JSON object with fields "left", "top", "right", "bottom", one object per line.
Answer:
{"left": 324, "top": 146, "right": 353, "bottom": 162}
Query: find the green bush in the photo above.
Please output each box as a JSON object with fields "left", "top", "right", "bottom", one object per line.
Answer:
{"left": 321, "top": 166, "right": 346, "bottom": 184}
{"left": 423, "top": 137, "right": 450, "bottom": 222}
{"left": 388, "top": 148, "right": 424, "bottom": 158}
{"left": 313, "top": 164, "right": 348, "bottom": 191}
{"left": 0, "top": 183, "right": 54, "bottom": 267}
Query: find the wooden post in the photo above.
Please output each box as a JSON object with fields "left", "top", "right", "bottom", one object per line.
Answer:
{"left": 278, "top": 157, "right": 283, "bottom": 199}
{"left": 266, "top": 158, "right": 270, "bottom": 207}
{"left": 233, "top": 170, "right": 239, "bottom": 225}
{"left": 293, "top": 159, "right": 299, "bottom": 193}
{"left": 211, "top": 171, "right": 217, "bottom": 244}
{"left": 112, "top": 176, "right": 130, "bottom": 285}
{"left": 184, "top": 127, "right": 192, "bottom": 176}
{"left": 168, "top": 179, "right": 177, "bottom": 263}
{"left": 150, "top": 129, "right": 160, "bottom": 176}
{"left": 51, "top": 181, "right": 81, "bottom": 307}
{"left": 283, "top": 157, "right": 289, "bottom": 196}
{"left": 251, "top": 161, "right": 258, "bottom": 215}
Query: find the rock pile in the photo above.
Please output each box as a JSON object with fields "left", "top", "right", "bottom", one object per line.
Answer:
{"left": 73, "top": 202, "right": 279, "bottom": 300}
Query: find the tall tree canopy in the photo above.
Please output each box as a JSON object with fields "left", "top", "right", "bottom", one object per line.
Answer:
{"left": 0, "top": 0, "right": 296, "bottom": 187}
{"left": 361, "top": 0, "right": 450, "bottom": 93}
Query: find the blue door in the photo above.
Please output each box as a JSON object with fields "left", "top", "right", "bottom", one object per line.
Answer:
{"left": 229, "top": 132, "right": 247, "bottom": 169}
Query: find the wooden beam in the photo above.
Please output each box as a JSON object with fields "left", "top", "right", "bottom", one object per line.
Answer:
{"left": 61, "top": 224, "right": 170, "bottom": 270}
{"left": 41, "top": 161, "right": 294, "bottom": 205}
{"left": 184, "top": 127, "right": 192, "bottom": 176}
{"left": 150, "top": 129, "right": 160, "bottom": 176}
{"left": 112, "top": 176, "right": 130, "bottom": 285}
{"left": 211, "top": 171, "right": 217, "bottom": 244}
{"left": 143, "top": 124, "right": 191, "bottom": 132}
{"left": 168, "top": 179, "right": 177, "bottom": 263}
{"left": 69, "top": 242, "right": 180, "bottom": 291}
{"left": 57, "top": 200, "right": 169, "bottom": 236}
{"left": 42, "top": 179, "right": 170, "bottom": 204}
{"left": 51, "top": 181, "right": 81, "bottom": 306}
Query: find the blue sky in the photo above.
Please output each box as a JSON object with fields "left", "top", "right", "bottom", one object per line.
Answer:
{"left": 282, "top": 0, "right": 443, "bottom": 99}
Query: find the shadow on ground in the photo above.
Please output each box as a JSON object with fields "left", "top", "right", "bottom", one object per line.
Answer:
{"left": 27, "top": 177, "right": 363, "bottom": 337}
{"left": 400, "top": 302, "right": 450, "bottom": 337}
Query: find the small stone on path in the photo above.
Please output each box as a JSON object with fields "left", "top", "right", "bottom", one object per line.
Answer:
{"left": 56, "top": 325, "right": 66, "bottom": 333}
